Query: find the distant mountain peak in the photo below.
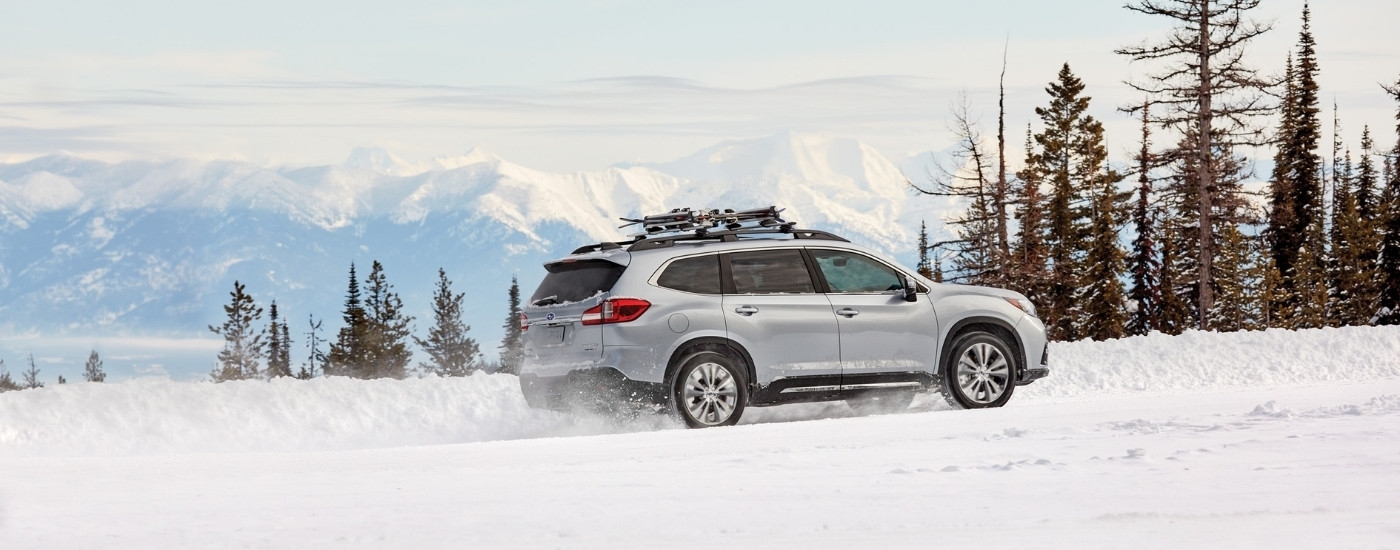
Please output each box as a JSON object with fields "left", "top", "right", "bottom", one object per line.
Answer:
{"left": 342, "top": 146, "right": 412, "bottom": 175}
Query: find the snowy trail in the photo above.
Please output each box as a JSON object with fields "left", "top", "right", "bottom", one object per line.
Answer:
{"left": 1, "top": 326, "right": 1399, "bottom": 548}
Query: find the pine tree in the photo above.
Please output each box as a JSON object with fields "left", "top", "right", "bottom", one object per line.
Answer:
{"left": 416, "top": 268, "right": 480, "bottom": 377}
{"left": 1078, "top": 169, "right": 1128, "bottom": 341}
{"left": 1011, "top": 125, "right": 1048, "bottom": 307}
{"left": 299, "top": 314, "right": 325, "bottom": 380}
{"left": 0, "top": 359, "right": 18, "bottom": 392}
{"left": 1157, "top": 216, "right": 1193, "bottom": 335}
{"left": 916, "top": 221, "right": 933, "bottom": 280}
{"left": 1291, "top": 214, "right": 1330, "bottom": 328}
{"left": 1357, "top": 126, "right": 1380, "bottom": 224}
{"left": 326, "top": 263, "right": 367, "bottom": 377}
{"left": 1118, "top": 0, "right": 1273, "bottom": 329}
{"left": 1025, "top": 63, "right": 1116, "bottom": 340}
{"left": 208, "top": 280, "right": 265, "bottom": 382}
{"left": 361, "top": 260, "right": 414, "bottom": 379}
{"left": 1282, "top": 4, "right": 1327, "bottom": 325}
{"left": 1247, "top": 236, "right": 1283, "bottom": 330}
{"left": 1211, "top": 221, "right": 1251, "bottom": 331}
{"left": 83, "top": 350, "right": 105, "bottom": 383}
{"left": 497, "top": 276, "right": 524, "bottom": 375}
{"left": 265, "top": 301, "right": 293, "bottom": 378}
{"left": 1328, "top": 149, "right": 1372, "bottom": 326}
{"left": 22, "top": 354, "right": 44, "bottom": 389}
{"left": 1127, "top": 102, "right": 1164, "bottom": 336}
{"left": 1374, "top": 77, "right": 1400, "bottom": 325}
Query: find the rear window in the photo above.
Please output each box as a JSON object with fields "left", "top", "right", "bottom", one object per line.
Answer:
{"left": 657, "top": 255, "right": 722, "bottom": 294}
{"left": 530, "top": 260, "right": 625, "bottom": 305}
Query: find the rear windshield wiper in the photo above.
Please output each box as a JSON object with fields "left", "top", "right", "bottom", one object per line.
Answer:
{"left": 531, "top": 295, "right": 559, "bottom": 307}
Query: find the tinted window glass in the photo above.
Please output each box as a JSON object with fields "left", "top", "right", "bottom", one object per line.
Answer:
{"left": 812, "top": 249, "right": 902, "bottom": 293}
{"left": 657, "top": 255, "right": 722, "bottom": 294}
{"left": 530, "top": 260, "right": 625, "bottom": 305}
{"left": 728, "top": 249, "right": 815, "bottom": 294}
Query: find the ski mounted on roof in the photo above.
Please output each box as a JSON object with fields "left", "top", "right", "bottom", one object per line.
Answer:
{"left": 567, "top": 206, "right": 849, "bottom": 255}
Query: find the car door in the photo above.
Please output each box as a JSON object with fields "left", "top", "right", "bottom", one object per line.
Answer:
{"left": 808, "top": 248, "right": 939, "bottom": 385}
{"left": 721, "top": 248, "right": 841, "bottom": 389}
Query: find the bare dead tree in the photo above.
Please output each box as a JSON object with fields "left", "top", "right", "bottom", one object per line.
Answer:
{"left": 910, "top": 92, "right": 1001, "bottom": 284}
{"left": 1117, "top": 0, "right": 1274, "bottom": 330}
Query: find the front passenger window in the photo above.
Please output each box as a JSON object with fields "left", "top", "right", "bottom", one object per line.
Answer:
{"left": 812, "top": 249, "right": 902, "bottom": 293}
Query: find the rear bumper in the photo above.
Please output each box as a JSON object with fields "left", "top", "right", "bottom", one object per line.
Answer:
{"left": 519, "top": 367, "right": 667, "bottom": 411}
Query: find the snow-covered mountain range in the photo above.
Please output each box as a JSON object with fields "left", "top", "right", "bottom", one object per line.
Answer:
{"left": 0, "top": 132, "right": 957, "bottom": 375}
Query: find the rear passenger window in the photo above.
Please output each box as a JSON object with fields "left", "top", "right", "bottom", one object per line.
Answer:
{"left": 728, "top": 249, "right": 816, "bottom": 294}
{"left": 657, "top": 255, "right": 722, "bottom": 294}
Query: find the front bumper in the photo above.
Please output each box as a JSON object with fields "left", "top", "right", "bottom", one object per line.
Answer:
{"left": 519, "top": 367, "right": 667, "bottom": 411}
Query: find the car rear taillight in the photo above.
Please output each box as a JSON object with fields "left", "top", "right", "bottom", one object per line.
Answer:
{"left": 520, "top": 313, "right": 529, "bottom": 331}
{"left": 581, "top": 298, "right": 651, "bottom": 326}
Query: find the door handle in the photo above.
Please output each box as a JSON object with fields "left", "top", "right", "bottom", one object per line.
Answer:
{"left": 734, "top": 305, "right": 759, "bottom": 316}
{"left": 836, "top": 308, "right": 860, "bottom": 318}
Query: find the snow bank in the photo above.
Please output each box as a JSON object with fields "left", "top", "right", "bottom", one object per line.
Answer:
{"left": 2, "top": 325, "right": 1397, "bottom": 457}
{"left": 1021, "top": 325, "right": 1400, "bottom": 399}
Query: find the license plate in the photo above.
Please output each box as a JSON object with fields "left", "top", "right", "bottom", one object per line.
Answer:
{"left": 547, "top": 326, "right": 565, "bottom": 344}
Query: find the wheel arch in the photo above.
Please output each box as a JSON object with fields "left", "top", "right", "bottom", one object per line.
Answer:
{"left": 940, "top": 316, "right": 1026, "bottom": 381}
{"left": 665, "top": 336, "right": 757, "bottom": 396}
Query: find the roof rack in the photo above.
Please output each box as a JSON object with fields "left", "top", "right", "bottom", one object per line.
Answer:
{"left": 626, "top": 226, "right": 848, "bottom": 252}
{"left": 566, "top": 206, "right": 850, "bottom": 256}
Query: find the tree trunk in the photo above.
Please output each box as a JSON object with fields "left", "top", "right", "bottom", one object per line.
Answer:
{"left": 1196, "top": 0, "right": 1215, "bottom": 330}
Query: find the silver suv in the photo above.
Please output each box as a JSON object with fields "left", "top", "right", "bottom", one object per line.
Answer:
{"left": 519, "top": 207, "right": 1049, "bottom": 428}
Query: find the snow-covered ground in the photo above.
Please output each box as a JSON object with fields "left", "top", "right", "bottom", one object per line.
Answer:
{"left": 2, "top": 325, "right": 1399, "bottom": 548}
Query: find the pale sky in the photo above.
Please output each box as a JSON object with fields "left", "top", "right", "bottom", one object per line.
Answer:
{"left": 1, "top": 0, "right": 1396, "bottom": 172}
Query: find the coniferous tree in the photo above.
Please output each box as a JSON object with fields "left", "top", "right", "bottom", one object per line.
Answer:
{"left": 83, "top": 350, "right": 105, "bottom": 383}
{"left": 22, "top": 354, "right": 43, "bottom": 389}
{"left": 1328, "top": 149, "right": 1372, "bottom": 326}
{"left": 361, "top": 260, "right": 414, "bottom": 379}
{"left": 1357, "top": 127, "right": 1380, "bottom": 224}
{"left": 1211, "top": 221, "right": 1252, "bottom": 331}
{"left": 265, "top": 301, "right": 293, "bottom": 378}
{"left": 1078, "top": 169, "right": 1128, "bottom": 341}
{"left": 208, "top": 280, "right": 265, "bottom": 382}
{"left": 57, "top": 376, "right": 66, "bottom": 384}
{"left": 1157, "top": 216, "right": 1193, "bottom": 334}
{"left": 1118, "top": 0, "right": 1273, "bottom": 329}
{"left": 1247, "top": 236, "right": 1283, "bottom": 329}
{"left": 1375, "top": 78, "right": 1400, "bottom": 325}
{"left": 416, "top": 268, "right": 480, "bottom": 377}
{"left": 326, "top": 263, "right": 367, "bottom": 377}
{"left": 1265, "top": 55, "right": 1300, "bottom": 324}
{"left": 497, "top": 276, "right": 524, "bottom": 375}
{"left": 1280, "top": 5, "right": 1327, "bottom": 326}
{"left": 916, "top": 221, "right": 933, "bottom": 280}
{"left": 1127, "top": 103, "right": 1164, "bottom": 336}
{"left": 1292, "top": 214, "right": 1330, "bottom": 327}
{"left": 1024, "top": 63, "right": 1117, "bottom": 340}
{"left": 1011, "top": 125, "right": 1049, "bottom": 307}
{"left": 0, "top": 359, "right": 18, "bottom": 392}
{"left": 299, "top": 314, "right": 325, "bottom": 379}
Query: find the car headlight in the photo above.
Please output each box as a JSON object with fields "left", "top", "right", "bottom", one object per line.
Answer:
{"left": 1003, "top": 297, "right": 1037, "bottom": 318}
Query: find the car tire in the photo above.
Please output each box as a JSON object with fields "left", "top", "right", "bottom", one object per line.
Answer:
{"left": 940, "top": 331, "right": 1016, "bottom": 409}
{"left": 846, "top": 390, "right": 915, "bottom": 415}
{"left": 671, "top": 351, "right": 748, "bottom": 428}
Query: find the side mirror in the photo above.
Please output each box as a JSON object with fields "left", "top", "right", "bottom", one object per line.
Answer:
{"left": 902, "top": 275, "right": 918, "bottom": 302}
